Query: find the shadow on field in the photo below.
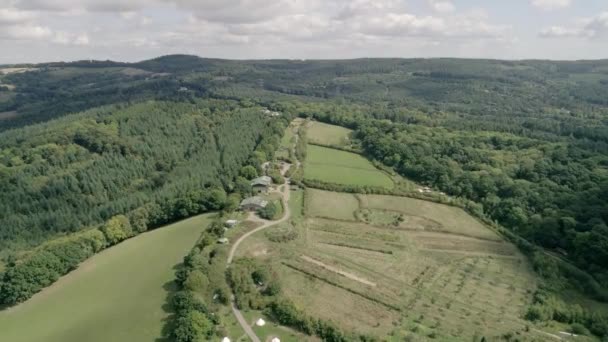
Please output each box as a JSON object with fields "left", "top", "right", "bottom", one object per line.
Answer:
{"left": 156, "top": 262, "right": 183, "bottom": 342}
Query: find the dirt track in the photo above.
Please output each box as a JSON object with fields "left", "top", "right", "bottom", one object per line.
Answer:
{"left": 226, "top": 166, "right": 293, "bottom": 342}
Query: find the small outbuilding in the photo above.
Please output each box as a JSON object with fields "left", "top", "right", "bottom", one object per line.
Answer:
{"left": 240, "top": 196, "right": 268, "bottom": 211}
{"left": 255, "top": 318, "right": 266, "bottom": 327}
{"left": 251, "top": 176, "right": 272, "bottom": 193}
{"left": 225, "top": 219, "right": 238, "bottom": 228}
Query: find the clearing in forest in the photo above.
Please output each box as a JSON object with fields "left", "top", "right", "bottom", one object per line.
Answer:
{"left": 304, "top": 144, "right": 393, "bottom": 188}
{"left": 307, "top": 121, "right": 352, "bottom": 147}
{"left": 0, "top": 215, "right": 211, "bottom": 342}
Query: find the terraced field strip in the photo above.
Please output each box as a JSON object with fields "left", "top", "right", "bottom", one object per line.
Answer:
{"left": 317, "top": 241, "right": 393, "bottom": 255}
{"left": 281, "top": 261, "right": 401, "bottom": 311}
{"left": 301, "top": 255, "right": 377, "bottom": 287}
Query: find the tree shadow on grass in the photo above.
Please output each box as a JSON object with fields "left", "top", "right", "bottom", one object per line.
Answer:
{"left": 155, "top": 262, "right": 184, "bottom": 342}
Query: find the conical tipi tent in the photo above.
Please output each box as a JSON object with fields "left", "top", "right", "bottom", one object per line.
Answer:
{"left": 255, "top": 318, "right": 266, "bottom": 326}
{"left": 271, "top": 338, "right": 281, "bottom": 342}
{"left": 221, "top": 338, "right": 231, "bottom": 342}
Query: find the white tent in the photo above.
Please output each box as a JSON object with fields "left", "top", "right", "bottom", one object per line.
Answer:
{"left": 271, "top": 338, "right": 281, "bottom": 342}
{"left": 255, "top": 318, "right": 266, "bottom": 327}
{"left": 221, "top": 338, "right": 231, "bottom": 342}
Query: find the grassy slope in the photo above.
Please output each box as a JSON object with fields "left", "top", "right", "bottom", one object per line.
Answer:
{"left": 304, "top": 144, "right": 393, "bottom": 188}
{"left": 307, "top": 121, "right": 352, "bottom": 147}
{"left": 306, "top": 188, "right": 359, "bottom": 221}
{"left": 0, "top": 214, "right": 210, "bottom": 342}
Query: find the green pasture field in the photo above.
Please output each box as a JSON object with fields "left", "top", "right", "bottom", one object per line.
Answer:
{"left": 305, "top": 188, "right": 359, "bottom": 221}
{"left": 304, "top": 144, "right": 393, "bottom": 188}
{"left": 0, "top": 214, "right": 211, "bottom": 342}
{"left": 307, "top": 121, "right": 352, "bottom": 147}
{"left": 360, "top": 194, "right": 501, "bottom": 241}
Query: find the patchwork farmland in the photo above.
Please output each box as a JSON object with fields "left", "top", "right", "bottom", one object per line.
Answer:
{"left": 238, "top": 187, "right": 544, "bottom": 340}
{"left": 232, "top": 121, "right": 580, "bottom": 341}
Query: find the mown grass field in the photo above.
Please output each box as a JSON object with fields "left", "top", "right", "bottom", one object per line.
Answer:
{"left": 236, "top": 187, "right": 563, "bottom": 341}
{"left": 307, "top": 121, "right": 352, "bottom": 147}
{"left": 0, "top": 215, "right": 211, "bottom": 342}
{"left": 304, "top": 145, "right": 394, "bottom": 188}
{"left": 305, "top": 189, "right": 359, "bottom": 221}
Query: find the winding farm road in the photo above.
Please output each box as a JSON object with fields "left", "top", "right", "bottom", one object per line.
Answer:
{"left": 226, "top": 173, "right": 292, "bottom": 342}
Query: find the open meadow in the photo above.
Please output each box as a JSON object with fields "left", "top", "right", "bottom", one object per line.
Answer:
{"left": 306, "top": 121, "right": 353, "bottom": 147}
{"left": 304, "top": 144, "right": 394, "bottom": 188}
{"left": 0, "top": 215, "right": 211, "bottom": 342}
{"left": 234, "top": 187, "right": 580, "bottom": 341}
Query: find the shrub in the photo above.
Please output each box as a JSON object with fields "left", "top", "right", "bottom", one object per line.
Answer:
{"left": 184, "top": 270, "right": 209, "bottom": 292}
{"left": 101, "top": 215, "right": 133, "bottom": 245}
{"left": 258, "top": 201, "right": 279, "bottom": 220}
{"left": 571, "top": 323, "right": 589, "bottom": 335}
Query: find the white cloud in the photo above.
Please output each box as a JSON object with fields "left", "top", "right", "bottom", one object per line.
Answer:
{"left": 167, "top": 0, "right": 296, "bottom": 23}
{"left": 1, "top": 24, "right": 52, "bottom": 40}
{"left": 356, "top": 13, "right": 446, "bottom": 37}
{"left": 531, "top": 0, "right": 571, "bottom": 11}
{"left": 540, "top": 12, "right": 608, "bottom": 38}
{"left": 0, "top": 7, "right": 35, "bottom": 25}
{"left": 539, "top": 25, "right": 581, "bottom": 37}
{"left": 52, "top": 31, "right": 90, "bottom": 45}
{"left": 585, "top": 11, "right": 608, "bottom": 38}
{"left": 11, "top": 0, "right": 155, "bottom": 13}
{"left": 429, "top": 1, "right": 455, "bottom": 13}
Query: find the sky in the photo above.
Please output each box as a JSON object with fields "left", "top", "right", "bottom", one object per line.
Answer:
{"left": 0, "top": 0, "right": 607, "bottom": 63}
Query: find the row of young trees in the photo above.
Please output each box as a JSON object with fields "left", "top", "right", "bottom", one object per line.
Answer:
{"left": 526, "top": 287, "right": 608, "bottom": 337}
{"left": 168, "top": 219, "right": 231, "bottom": 342}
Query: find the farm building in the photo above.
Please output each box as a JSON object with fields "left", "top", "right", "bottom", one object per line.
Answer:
{"left": 225, "top": 219, "right": 238, "bottom": 228}
{"left": 251, "top": 176, "right": 272, "bottom": 193}
{"left": 240, "top": 196, "right": 268, "bottom": 211}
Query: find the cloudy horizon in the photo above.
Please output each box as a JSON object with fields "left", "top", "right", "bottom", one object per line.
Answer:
{"left": 0, "top": 0, "right": 607, "bottom": 64}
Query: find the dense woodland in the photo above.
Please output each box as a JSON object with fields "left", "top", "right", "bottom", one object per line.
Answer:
{"left": 1, "top": 55, "right": 607, "bottom": 335}
{"left": 0, "top": 95, "right": 289, "bottom": 305}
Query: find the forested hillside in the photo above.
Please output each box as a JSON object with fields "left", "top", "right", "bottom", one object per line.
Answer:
{"left": 0, "top": 99, "right": 286, "bottom": 250}
{"left": 0, "top": 55, "right": 607, "bottom": 308}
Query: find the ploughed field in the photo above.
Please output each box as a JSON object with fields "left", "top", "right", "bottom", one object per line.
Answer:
{"left": 0, "top": 215, "right": 210, "bottom": 342}
{"left": 236, "top": 187, "right": 546, "bottom": 341}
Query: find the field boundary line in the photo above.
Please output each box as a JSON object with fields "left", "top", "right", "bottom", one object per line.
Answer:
{"left": 300, "top": 255, "right": 377, "bottom": 287}
{"left": 281, "top": 261, "right": 402, "bottom": 311}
